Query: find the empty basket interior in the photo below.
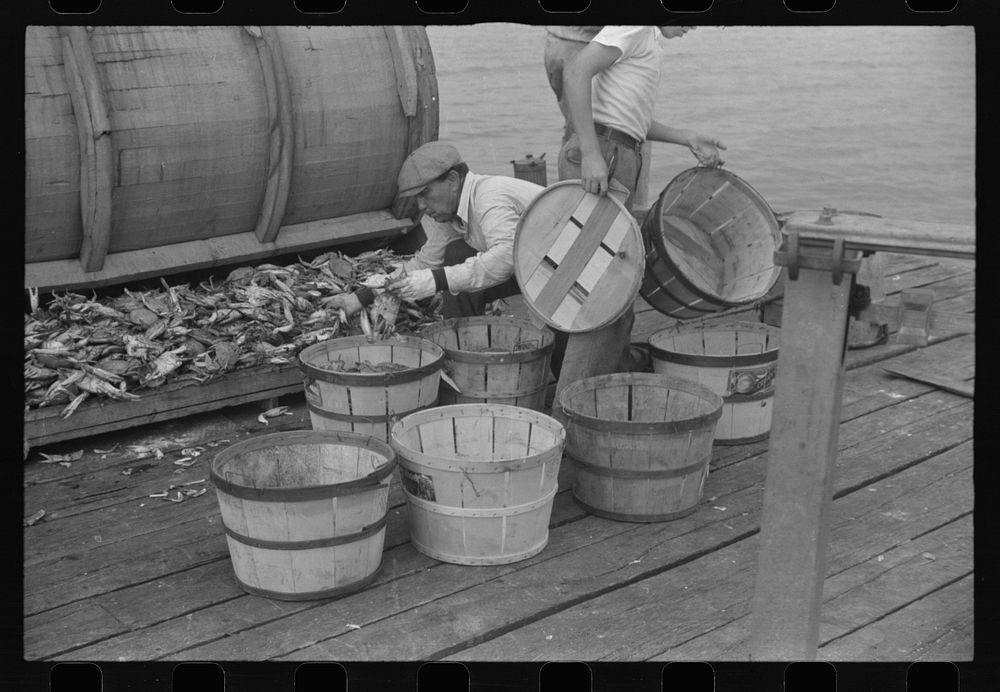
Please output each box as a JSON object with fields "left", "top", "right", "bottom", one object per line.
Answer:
{"left": 562, "top": 376, "right": 720, "bottom": 424}
{"left": 214, "top": 437, "right": 392, "bottom": 490}
{"left": 423, "top": 317, "right": 552, "bottom": 354}
{"left": 393, "top": 407, "right": 563, "bottom": 462}
{"left": 655, "top": 169, "right": 780, "bottom": 302}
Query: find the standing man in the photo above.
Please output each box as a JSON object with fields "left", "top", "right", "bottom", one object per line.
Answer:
{"left": 326, "top": 141, "right": 544, "bottom": 320}
{"left": 543, "top": 26, "right": 603, "bottom": 144}
{"left": 553, "top": 25, "right": 726, "bottom": 417}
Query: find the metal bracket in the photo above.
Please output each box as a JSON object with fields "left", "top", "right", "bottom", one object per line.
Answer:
{"left": 774, "top": 231, "right": 863, "bottom": 285}
{"left": 895, "top": 290, "right": 935, "bottom": 346}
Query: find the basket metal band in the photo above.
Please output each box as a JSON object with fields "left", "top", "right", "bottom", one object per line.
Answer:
{"left": 211, "top": 457, "right": 395, "bottom": 502}
{"left": 402, "top": 486, "right": 557, "bottom": 517}
{"left": 647, "top": 345, "right": 778, "bottom": 368}
{"left": 566, "top": 453, "right": 709, "bottom": 480}
{"left": 304, "top": 398, "right": 413, "bottom": 425}
{"left": 223, "top": 515, "right": 387, "bottom": 551}
{"left": 233, "top": 560, "right": 383, "bottom": 601}
{"left": 442, "top": 382, "right": 549, "bottom": 400}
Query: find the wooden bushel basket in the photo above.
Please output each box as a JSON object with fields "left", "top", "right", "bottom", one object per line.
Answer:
{"left": 648, "top": 321, "right": 780, "bottom": 445}
{"left": 390, "top": 404, "right": 566, "bottom": 565}
{"left": 298, "top": 335, "right": 445, "bottom": 442}
{"left": 420, "top": 315, "right": 555, "bottom": 411}
{"left": 210, "top": 430, "right": 395, "bottom": 601}
{"left": 559, "top": 373, "right": 723, "bottom": 522}
{"left": 640, "top": 167, "right": 782, "bottom": 320}
{"left": 514, "top": 180, "right": 645, "bottom": 332}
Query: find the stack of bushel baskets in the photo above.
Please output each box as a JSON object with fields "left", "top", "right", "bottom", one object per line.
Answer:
{"left": 209, "top": 166, "right": 787, "bottom": 601}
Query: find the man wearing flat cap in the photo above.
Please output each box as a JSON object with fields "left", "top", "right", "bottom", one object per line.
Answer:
{"left": 327, "top": 141, "right": 544, "bottom": 319}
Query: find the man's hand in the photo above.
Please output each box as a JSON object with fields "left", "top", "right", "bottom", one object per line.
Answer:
{"left": 387, "top": 268, "right": 437, "bottom": 302}
{"left": 687, "top": 134, "right": 726, "bottom": 167}
{"left": 580, "top": 150, "right": 610, "bottom": 196}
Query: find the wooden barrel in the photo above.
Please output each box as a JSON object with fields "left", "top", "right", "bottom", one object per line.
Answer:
{"left": 298, "top": 335, "right": 445, "bottom": 442}
{"left": 24, "top": 25, "right": 437, "bottom": 288}
{"left": 420, "top": 316, "right": 556, "bottom": 411}
{"left": 639, "top": 167, "right": 782, "bottom": 320}
{"left": 648, "top": 321, "right": 780, "bottom": 445}
{"left": 559, "top": 373, "right": 723, "bottom": 522}
{"left": 390, "top": 404, "right": 566, "bottom": 565}
{"left": 210, "top": 430, "right": 395, "bottom": 601}
{"left": 514, "top": 180, "right": 645, "bottom": 333}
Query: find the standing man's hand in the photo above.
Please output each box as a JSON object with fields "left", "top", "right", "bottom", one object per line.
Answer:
{"left": 687, "top": 134, "right": 726, "bottom": 167}
{"left": 580, "top": 150, "right": 611, "bottom": 196}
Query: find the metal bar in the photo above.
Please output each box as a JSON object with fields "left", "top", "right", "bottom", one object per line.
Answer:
{"left": 882, "top": 366, "right": 974, "bottom": 398}
{"left": 782, "top": 210, "right": 975, "bottom": 259}
{"left": 749, "top": 263, "right": 854, "bottom": 660}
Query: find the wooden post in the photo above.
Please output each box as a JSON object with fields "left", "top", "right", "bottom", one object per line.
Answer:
{"left": 748, "top": 251, "right": 857, "bottom": 660}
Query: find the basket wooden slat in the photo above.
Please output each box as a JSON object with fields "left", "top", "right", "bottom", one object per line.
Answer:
{"left": 421, "top": 316, "right": 555, "bottom": 411}
{"left": 210, "top": 430, "right": 395, "bottom": 600}
{"left": 648, "top": 321, "right": 781, "bottom": 444}
{"left": 390, "top": 404, "right": 566, "bottom": 565}
{"left": 559, "top": 373, "right": 723, "bottom": 522}
{"left": 298, "top": 335, "right": 444, "bottom": 442}
{"left": 515, "top": 181, "right": 644, "bottom": 333}
{"left": 640, "top": 168, "right": 782, "bottom": 320}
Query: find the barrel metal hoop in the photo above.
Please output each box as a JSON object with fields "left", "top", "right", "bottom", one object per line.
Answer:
{"left": 446, "top": 383, "right": 549, "bottom": 399}
{"left": 402, "top": 486, "right": 557, "bottom": 517}
{"left": 566, "top": 454, "right": 709, "bottom": 480}
{"left": 233, "top": 560, "right": 384, "bottom": 601}
{"left": 224, "top": 515, "right": 387, "bottom": 551}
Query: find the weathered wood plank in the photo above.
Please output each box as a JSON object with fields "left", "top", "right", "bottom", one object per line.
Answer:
{"left": 25, "top": 363, "right": 307, "bottom": 449}
{"left": 448, "top": 445, "right": 971, "bottom": 662}
{"left": 24, "top": 209, "right": 413, "bottom": 293}
{"left": 818, "top": 574, "right": 974, "bottom": 662}
{"left": 661, "top": 511, "right": 973, "bottom": 660}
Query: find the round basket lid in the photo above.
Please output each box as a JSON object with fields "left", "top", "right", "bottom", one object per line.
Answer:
{"left": 514, "top": 181, "right": 645, "bottom": 333}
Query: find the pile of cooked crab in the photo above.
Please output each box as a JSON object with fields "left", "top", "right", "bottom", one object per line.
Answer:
{"left": 24, "top": 249, "right": 439, "bottom": 418}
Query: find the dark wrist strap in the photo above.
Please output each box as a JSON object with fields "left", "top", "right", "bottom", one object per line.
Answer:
{"left": 431, "top": 268, "right": 449, "bottom": 292}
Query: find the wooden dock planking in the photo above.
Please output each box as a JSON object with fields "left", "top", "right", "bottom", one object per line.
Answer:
{"left": 23, "top": 257, "right": 975, "bottom": 662}
{"left": 663, "top": 510, "right": 973, "bottom": 661}
{"left": 448, "top": 443, "right": 972, "bottom": 662}
{"left": 25, "top": 359, "right": 973, "bottom": 659}
{"left": 58, "top": 387, "right": 969, "bottom": 662}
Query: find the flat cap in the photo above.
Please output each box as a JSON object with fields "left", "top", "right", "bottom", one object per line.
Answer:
{"left": 396, "top": 141, "right": 463, "bottom": 197}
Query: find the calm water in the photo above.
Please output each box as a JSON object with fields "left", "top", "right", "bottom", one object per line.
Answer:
{"left": 426, "top": 25, "right": 976, "bottom": 225}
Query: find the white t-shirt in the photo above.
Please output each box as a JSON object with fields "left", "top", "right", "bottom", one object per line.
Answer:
{"left": 589, "top": 26, "right": 663, "bottom": 143}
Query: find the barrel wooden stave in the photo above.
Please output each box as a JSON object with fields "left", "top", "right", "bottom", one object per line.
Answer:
{"left": 390, "top": 404, "right": 566, "bottom": 564}
{"left": 25, "top": 25, "right": 436, "bottom": 264}
{"left": 211, "top": 430, "right": 394, "bottom": 600}
{"left": 559, "top": 373, "right": 722, "bottom": 522}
